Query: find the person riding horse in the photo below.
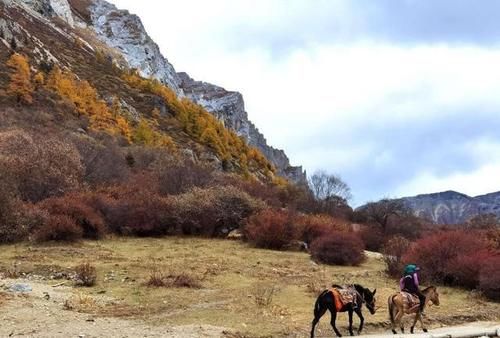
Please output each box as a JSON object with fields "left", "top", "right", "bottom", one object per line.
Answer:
{"left": 400, "top": 264, "right": 425, "bottom": 314}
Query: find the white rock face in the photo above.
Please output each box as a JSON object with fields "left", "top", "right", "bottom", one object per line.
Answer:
{"left": 88, "top": 0, "right": 183, "bottom": 95}
{"left": 13, "top": 0, "right": 74, "bottom": 26}
{"left": 48, "top": 0, "right": 74, "bottom": 26}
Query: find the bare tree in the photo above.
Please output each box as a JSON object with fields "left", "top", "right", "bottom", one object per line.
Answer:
{"left": 309, "top": 170, "right": 352, "bottom": 201}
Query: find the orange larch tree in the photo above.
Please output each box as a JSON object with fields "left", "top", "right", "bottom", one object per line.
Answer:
{"left": 6, "top": 53, "right": 34, "bottom": 104}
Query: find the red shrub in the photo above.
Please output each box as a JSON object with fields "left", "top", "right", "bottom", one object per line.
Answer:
{"left": 244, "top": 209, "right": 297, "bottom": 250}
{"left": 403, "top": 230, "right": 489, "bottom": 285}
{"left": 33, "top": 214, "right": 83, "bottom": 242}
{"left": 39, "top": 193, "right": 107, "bottom": 239}
{"left": 447, "top": 250, "right": 492, "bottom": 288}
{"left": 105, "top": 191, "right": 175, "bottom": 237}
{"left": 296, "top": 214, "right": 349, "bottom": 245}
{"left": 359, "top": 225, "right": 385, "bottom": 252}
{"left": 479, "top": 255, "right": 500, "bottom": 301}
{"left": 310, "top": 231, "right": 365, "bottom": 266}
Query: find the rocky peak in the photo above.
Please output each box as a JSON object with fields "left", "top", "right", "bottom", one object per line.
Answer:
{"left": 178, "top": 72, "right": 307, "bottom": 184}
{"left": 87, "top": 0, "right": 183, "bottom": 95}
{"left": 11, "top": 0, "right": 74, "bottom": 26}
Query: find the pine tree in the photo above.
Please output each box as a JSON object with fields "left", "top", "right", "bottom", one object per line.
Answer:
{"left": 6, "top": 53, "right": 33, "bottom": 104}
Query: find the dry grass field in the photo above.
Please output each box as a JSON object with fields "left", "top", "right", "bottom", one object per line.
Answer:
{"left": 0, "top": 237, "right": 498, "bottom": 337}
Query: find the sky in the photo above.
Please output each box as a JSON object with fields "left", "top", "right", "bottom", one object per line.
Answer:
{"left": 111, "top": 0, "right": 500, "bottom": 206}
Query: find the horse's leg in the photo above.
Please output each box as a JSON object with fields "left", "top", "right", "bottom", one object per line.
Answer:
{"left": 348, "top": 309, "right": 354, "bottom": 336}
{"left": 410, "top": 312, "right": 418, "bottom": 334}
{"left": 394, "top": 309, "right": 405, "bottom": 334}
{"left": 354, "top": 308, "right": 364, "bottom": 335}
{"left": 418, "top": 312, "right": 428, "bottom": 333}
{"left": 311, "top": 305, "right": 327, "bottom": 338}
{"left": 328, "top": 305, "right": 342, "bottom": 337}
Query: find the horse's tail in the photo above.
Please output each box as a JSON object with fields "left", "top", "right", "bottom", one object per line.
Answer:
{"left": 388, "top": 294, "right": 395, "bottom": 324}
{"left": 314, "top": 290, "right": 329, "bottom": 317}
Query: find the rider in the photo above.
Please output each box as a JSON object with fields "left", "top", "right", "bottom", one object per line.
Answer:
{"left": 400, "top": 264, "right": 426, "bottom": 314}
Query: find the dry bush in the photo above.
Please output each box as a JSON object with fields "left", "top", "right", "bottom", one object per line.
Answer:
{"left": 310, "top": 232, "right": 365, "bottom": 266}
{"left": 382, "top": 236, "right": 411, "bottom": 277}
{"left": 403, "top": 230, "right": 490, "bottom": 286}
{"left": 72, "top": 134, "right": 129, "bottom": 186}
{"left": 155, "top": 159, "right": 214, "bottom": 195}
{"left": 295, "top": 214, "right": 349, "bottom": 246}
{"left": 33, "top": 214, "right": 83, "bottom": 242}
{"left": 104, "top": 190, "right": 175, "bottom": 237}
{"left": 244, "top": 209, "right": 297, "bottom": 250}
{"left": 63, "top": 293, "right": 97, "bottom": 312}
{"left": 145, "top": 269, "right": 167, "bottom": 287}
{"left": 174, "top": 186, "right": 262, "bottom": 236}
{"left": 479, "top": 255, "right": 500, "bottom": 301}
{"left": 0, "top": 175, "right": 25, "bottom": 243}
{"left": 74, "top": 263, "right": 97, "bottom": 287}
{"left": 39, "top": 193, "right": 107, "bottom": 239}
{"left": 0, "top": 129, "right": 83, "bottom": 202}
{"left": 145, "top": 268, "right": 201, "bottom": 288}
{"left": 251, "top": 283, "right": 278, "bottom": 307}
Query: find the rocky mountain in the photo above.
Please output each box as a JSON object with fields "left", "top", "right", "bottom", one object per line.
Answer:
{"left": 177, "top": 72, "right": 306, "bottom": 182}
{"left": 2, "top": 0, "right": 305, "bottom": 183}
{"left": 400, "top": 190, "right": 500, "bottom": 224}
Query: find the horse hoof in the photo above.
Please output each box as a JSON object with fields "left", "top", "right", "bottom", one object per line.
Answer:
{"left": 392, "top": 330, "right": 397, "bottom": 334}
{"left": 423, "top": 329, "right": 428, "bottom": 333}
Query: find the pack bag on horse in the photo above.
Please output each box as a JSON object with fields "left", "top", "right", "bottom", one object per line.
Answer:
{"left": 388, "top": 264, "right": 441, "bottom": 334}
{"left": 310, "top": 284, "right": 377, "bottom": 338}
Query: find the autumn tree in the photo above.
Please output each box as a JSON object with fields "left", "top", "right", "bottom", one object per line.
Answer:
{"left": 6, "top": 53, "right": 33, "bottom": 104}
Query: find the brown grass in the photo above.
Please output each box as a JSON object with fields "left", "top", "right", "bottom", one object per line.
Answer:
{"left": 0, "top": 238, "right": 498, "bottom": 337}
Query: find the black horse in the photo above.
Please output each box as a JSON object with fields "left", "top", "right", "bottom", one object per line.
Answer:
{"left": 311, "top": 284, "right": 377, "bottom": 337}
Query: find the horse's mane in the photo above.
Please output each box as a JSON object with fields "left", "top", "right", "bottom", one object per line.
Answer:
{"left": 422, "top": 285, "right": 436, "bottom": 292}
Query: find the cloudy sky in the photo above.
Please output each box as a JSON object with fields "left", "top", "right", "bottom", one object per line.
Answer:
{"left": 111, "top": 0, "right": 500, "bottom": 206}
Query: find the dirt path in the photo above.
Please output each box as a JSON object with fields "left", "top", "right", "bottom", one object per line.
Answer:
{"left": 0, "top": 279, "right": 228, "bottom": 338}
{"left": 362, "top": 321, "right": 500, "bottom": 337}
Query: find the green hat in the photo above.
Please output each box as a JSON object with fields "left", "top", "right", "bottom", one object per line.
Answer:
{"left": 404, "top": 264, "right": 419, "bottom": 275}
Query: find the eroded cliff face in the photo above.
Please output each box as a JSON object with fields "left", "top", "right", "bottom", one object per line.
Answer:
{"left": 400, "top": 190, "right": 500, "bottom": 224}
{"left": 3, "top": 0, "right": 306, "bottom": 184}
{"left": 178, "top": 72, "right": 307, "bottom": 183}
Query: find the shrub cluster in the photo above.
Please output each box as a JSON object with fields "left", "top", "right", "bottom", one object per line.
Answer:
{"left": 310, "top": 232, "right": 365, "bottom": 266}
{"left": 244, "top": 209, "right": 296, "bottom": 250}
{"left": 398, "top": 230, "right": 500, "bottom": 300}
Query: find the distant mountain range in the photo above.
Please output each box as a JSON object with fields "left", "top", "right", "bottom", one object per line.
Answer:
{"left": 400, "top": 190, "right": 500, "bottom": 224}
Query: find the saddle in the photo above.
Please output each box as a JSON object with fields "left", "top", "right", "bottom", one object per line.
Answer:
{"left": 330, "top": 286, "right": 359, "bottom": 311}
{"left": 400, "top": 291, "right": 420, "bottom": 309}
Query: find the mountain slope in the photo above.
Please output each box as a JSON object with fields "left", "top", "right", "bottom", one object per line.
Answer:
{"left": 400, "top": 190, "right": 500, "bottom": 224}
{"left": 0, "top": 0, "right": 305, "bottom": 183}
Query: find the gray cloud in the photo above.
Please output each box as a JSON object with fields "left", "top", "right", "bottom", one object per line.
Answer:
{"left": 220, "top": 0, "right": 500, "bottom": 55}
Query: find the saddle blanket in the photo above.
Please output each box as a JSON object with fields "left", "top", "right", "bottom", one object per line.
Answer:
{"left": 330, "top": 287, "right": 358, "bottom": 311}
{"left": 400, "top": 291, "right": 420, "bottom": 307}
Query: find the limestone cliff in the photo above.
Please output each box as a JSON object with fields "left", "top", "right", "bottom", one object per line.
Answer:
{"left": 177, "top": 72, "right": 306, "bottom": 183}
{"left": 2, "top": 0, "right": 307, "bottom": 184}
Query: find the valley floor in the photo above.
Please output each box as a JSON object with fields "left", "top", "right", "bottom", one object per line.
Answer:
{"left": 0, "top": 238, "right": 498, "bottom": 337}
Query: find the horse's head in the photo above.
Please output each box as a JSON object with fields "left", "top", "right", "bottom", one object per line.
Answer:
{"left": 426, "top": 286, "right": 440, "bottom": 306}
{"left": 363, "top": 288, "right": 377, "bottom": 314}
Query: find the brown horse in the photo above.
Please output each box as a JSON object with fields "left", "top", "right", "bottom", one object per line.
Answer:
{"left": 388, "top": 286, "right": 440, "bottom": 334}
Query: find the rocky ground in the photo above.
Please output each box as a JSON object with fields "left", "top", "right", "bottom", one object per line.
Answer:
{"left": 0, "top": 279, "right": 228, "bottom": 337}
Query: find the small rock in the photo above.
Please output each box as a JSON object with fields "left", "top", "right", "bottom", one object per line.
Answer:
{"left": 8, "top": 283, "right": 32, "bottom": 293}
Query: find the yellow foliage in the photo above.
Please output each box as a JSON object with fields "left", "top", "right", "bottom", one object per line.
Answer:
{"left": 122, "top": 70, "right": 276, "bottom": 177}
{"left": 132, "top": 118, "right": 176, "bottom": 150}
{"left": 6, "top": 53, "right": 33, "bottom": 104}
{"left": 45, "top": 66, "right": 132, "bottom": 140}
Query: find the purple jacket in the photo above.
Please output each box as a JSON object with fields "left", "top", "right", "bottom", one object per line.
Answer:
{"left": 400, "top": 272, "right": 419, "bottom": 293}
